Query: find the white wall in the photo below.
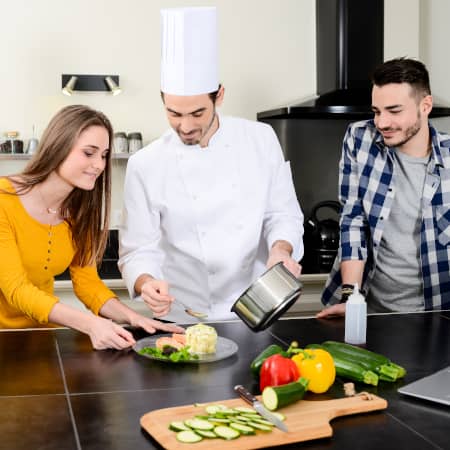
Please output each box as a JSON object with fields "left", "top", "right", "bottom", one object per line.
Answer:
{"left": 2, "top": 0, "right": 450, "bottom": 211}
{"left": 0, "top": 0, "right": 315, "bottom": 144}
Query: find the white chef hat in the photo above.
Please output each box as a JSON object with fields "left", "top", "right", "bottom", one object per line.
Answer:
{"left": 160, "top": 6, "right": 219, "bottom": 96}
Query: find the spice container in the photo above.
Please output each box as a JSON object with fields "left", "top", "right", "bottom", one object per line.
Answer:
{"left": 128, "top": 132, "right": 143, "bottom": 154}
{"left": 113, "top": 132, "right": 128, "bottom": 153}
{"left": 0, "top": 131, "right": 24, "bottom": 154}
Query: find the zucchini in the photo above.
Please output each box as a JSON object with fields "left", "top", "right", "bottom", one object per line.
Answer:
{"left": 250, "top": 344, "right": 286, "bottom": 378}
{"left": 229, "top": 422, "right": 256, "bottom": 435}
{"left": 262, "top": 377, "right": 309, "bottom": 411}
{"left": 307, "top": 343, "right": 378, "bottom": 386}
{"left": 247, "top": 421, "right": 273, "bottom": 431}
{"left": 321, "top": 341, "right": 406, "bottom": 380}
{"left": 184, "top": 418, "right": 214, "bottom": 431}
{"left": 233, "top": 406, "right": 256, "bottom": 414}
{"left": 214, "top": 425, "right": 240, "bottom": 440}
{"left": 176, "top": 430, "right": 203, "bottom": 443}
{"left": 169, "top": 421, "right": 190, "bottom": 432}
{"left": 195, "top": 430, "right": 217, "bottom": 438}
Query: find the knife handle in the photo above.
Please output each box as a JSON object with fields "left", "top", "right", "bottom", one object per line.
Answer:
{"left": 234, "top": 384, "right": 258, "bottom": 405}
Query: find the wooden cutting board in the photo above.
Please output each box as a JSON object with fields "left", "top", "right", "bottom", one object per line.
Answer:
{"left": 140, "top": 393, "right": 387, "bottom": 449}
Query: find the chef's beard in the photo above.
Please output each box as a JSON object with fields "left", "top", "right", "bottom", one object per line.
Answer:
{"left": 177, "top": 110, "right": 217, "bottom": 146}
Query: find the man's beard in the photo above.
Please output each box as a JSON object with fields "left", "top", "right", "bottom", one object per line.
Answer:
{"left": 380, "top": 112, "right": 422, "bottom": 148}
{"left": 177, "top": 110, "right": 217, "bottom": 146}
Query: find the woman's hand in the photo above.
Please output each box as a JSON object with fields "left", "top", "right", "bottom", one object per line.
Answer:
{"left": 129, "top": 315, "right": 184, "bottom": 335}
{"left": 88, "top": 316, "right": 136, "bottom": 350}
{"left": 316, "top": 303, "right": 346, "bottom": 319}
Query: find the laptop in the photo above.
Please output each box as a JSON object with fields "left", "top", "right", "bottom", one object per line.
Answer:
{"left": 398, "top": 366, "right": 450, "bottom": 406}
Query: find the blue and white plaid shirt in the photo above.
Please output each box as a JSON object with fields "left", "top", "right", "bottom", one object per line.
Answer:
{"left": 322, "top": 119, "right": 450, "bottom": 310}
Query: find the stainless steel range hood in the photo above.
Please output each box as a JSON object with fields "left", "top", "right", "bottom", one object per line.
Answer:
{"left": 258, "top": 0, "right": 450, "bottom": 120}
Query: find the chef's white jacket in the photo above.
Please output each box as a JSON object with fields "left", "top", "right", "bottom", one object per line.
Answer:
{"left": 118, "top": 115, "right": 303, "bottom": 323}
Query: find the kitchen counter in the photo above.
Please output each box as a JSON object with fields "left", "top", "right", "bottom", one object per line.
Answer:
{"left": 1, "top": 311, "right": 449, "bottom": 449}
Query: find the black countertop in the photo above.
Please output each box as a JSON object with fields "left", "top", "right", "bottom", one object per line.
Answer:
{"left": 1, "top": 313, "right": 449, "bottom": 450}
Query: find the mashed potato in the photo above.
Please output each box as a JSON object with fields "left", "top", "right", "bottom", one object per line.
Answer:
{"left": 185, "top": 323, "right": 218, "bottom": 354}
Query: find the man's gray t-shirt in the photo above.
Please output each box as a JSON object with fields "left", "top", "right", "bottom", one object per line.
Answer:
{"left": 367, "top": 150, "right": 429, "bottom": 313}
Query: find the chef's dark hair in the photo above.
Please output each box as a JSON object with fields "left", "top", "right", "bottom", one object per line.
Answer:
{"left": 371, "top": 57, "right": 431, "bottom": 99}
{"left": 160, "top": 84, "right": 223, "bottom": 104}
{"left": 8, "top": 105, "right": 113, "bottom": 267}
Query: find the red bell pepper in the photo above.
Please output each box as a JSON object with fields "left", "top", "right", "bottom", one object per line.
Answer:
{"left": 259, "top": 353, "right": 300, "bottom": 392}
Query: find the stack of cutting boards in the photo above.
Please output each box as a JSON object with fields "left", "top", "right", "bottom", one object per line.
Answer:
{"left": 141, "top": 393, "right": 387, "bottom": 449}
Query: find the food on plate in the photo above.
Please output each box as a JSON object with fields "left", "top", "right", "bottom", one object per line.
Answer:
{"left": 155, "top": 336, "right": 184, "bottom": 352}
{"left": 185, "top": 323, "right": 218, "bottom": 354}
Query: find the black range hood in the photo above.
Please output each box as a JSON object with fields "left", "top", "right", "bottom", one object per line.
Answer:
{"left": 258, "top": 0, "right": 450, "bottom": 120}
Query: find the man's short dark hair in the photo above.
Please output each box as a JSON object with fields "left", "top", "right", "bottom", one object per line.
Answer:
{"left": 160, "top": 84, "right": 222, "bottom": 104}
{"left": 371, "top": 57, "right": 431, "bottom": 98}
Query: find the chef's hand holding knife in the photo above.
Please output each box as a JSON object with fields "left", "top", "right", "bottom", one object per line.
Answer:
{"left": 135, "top": 274, "right": 174, "bottom": 317}
{"left": 266, "top": 240, "right": 302, "bottom": 278}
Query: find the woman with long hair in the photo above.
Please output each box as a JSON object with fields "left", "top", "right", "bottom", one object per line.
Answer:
{"left": 0, "top": 105, "right": 183, "bottom": 349}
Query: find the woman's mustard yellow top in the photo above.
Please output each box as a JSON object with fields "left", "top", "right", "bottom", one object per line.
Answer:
{"left": 0, "top": 178, "right": 116, "bottom": 328}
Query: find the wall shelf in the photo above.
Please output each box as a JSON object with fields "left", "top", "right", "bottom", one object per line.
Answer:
{"left": 0, "top": 153, "right": 132, "bottom": 160}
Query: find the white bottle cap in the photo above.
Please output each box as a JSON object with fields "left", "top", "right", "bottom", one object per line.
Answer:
{"left": 347, "top": 283, "right": 365, "bottom": 304}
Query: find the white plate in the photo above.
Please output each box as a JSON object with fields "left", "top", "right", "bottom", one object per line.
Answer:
{"left": 133, "top": 336, "right": 238, "bottom": 364}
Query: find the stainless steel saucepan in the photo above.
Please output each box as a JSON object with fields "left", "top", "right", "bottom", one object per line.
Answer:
{"left": 231, "top": 262, "right": 302, "bottom": 331}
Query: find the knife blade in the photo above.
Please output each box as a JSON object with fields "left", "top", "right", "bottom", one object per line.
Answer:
{"left": 234, "top": 384, "right": 288, "bottom": 432}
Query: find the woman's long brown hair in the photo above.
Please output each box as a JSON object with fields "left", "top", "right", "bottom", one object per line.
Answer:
{"left": 9, "top": 105, "right": 113, "bottom": 266}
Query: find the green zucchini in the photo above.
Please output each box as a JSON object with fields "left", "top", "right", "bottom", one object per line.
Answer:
{"left": 307, "top": 343, "right": 378, "bottom": 386}
{"left": 214, "top": 425, "right": 240, "bottom": 440}
{"left": 176, "top": 430, "right": 203, "bottom": 443}
{"left": 169, "top": 421, "right": 190, "bottom": 432}
{"left": 250, "top": 344, "right": 286, "bottom": 378}
{"left": 247, "top": 421, "right": 273, "bottom": 431}
{"left": 261, "top": 377, "right": 309, "bottom": 411}
{"left": 195, "top": 430, "right": 217, "bottom": 438}
{"left": 184, "top": 418, "right": 214, "bottom": 431}
{"left": 321, "top": 341, "right": 406, "bottom": 380}
{"left": 229, "top": 422, "right": 255, "bottom": 435}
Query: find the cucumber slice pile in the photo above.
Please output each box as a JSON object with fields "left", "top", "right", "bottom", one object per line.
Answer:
{"left": 168, "top": 403, "right": 286, "bottom": 443}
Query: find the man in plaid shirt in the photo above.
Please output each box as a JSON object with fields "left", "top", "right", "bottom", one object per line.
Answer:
{"left": 318, "top": 58, "right": 450, "bottom": 317}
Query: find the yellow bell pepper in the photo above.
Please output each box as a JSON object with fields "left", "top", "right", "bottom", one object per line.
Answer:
{"left": 291, "top": 349, "right": 336, "bottom": 393}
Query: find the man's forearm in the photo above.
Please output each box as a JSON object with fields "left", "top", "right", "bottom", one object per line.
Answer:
{"left": 340, "top": 260, "right": 364, "bottom": 286}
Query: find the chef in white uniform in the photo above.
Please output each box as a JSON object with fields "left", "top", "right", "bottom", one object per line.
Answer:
{"left": 118, "top": 7, "right": 304, "bottom": 323}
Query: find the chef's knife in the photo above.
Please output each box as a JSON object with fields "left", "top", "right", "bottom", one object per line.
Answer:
{"left": 234, "top": 384, "right": 288, "bottom": 432}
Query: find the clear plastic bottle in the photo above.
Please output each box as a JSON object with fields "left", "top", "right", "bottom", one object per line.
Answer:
{"left": 344, "top": 284, "right": 367, "bottom": 345}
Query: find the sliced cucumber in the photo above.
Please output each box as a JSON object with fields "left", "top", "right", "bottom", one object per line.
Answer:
{"left": 249, "top": 418, "right": 274, "bottom": 427}
{"left": 214, "top": 425, "right": 240, "bottom": 440}
{"left": 239, "top": 413, "right": 261, "bottom": 420}
{"left": 176, "top": 430, "right": 203, "bottom": 443}
{"left": 234, "top": 415, "right": 251, "bottom": 422}
{"left": 207, "top": 417, "right": 230, "bottom": 424}
{"left": 195, "top": 430, "right": 217, "bottom": 439}
{"left": 184, "top": 418, "right": 214, "bottom": 431}
{"left": 233, "top": 406, "right": 257, "bottom": 414}
{"left": 169, "top": 421, "right": 191, "bottom": 432}
{"left": 247, "top": 421, "right": 273, "bottom": 432}
{"left": 229, "top": 422, "right": 255, "bottom": 435}
{"left": 205, "top": 404, "right": 227, "bottom": 415}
